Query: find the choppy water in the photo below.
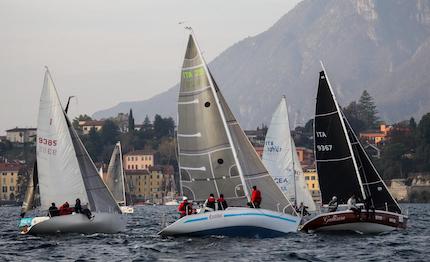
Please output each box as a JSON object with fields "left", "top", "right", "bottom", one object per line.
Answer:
{"left": 0, "top": 204, "right": 429, "bottom": 261}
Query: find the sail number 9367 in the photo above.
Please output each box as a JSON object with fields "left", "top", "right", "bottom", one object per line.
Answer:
{"left": 317, "top": 145, "right": 333, "bottom": 151}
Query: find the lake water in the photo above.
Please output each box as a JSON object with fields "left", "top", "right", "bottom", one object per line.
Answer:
{"left": 0, "top": 204, "right": 429, "bottom": 261}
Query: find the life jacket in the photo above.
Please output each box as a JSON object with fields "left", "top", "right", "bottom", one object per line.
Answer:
{"left": 178, "top": 201, "right": 187, "bottom": 212}
{"left": 251, "top": 190, "right": 262, "bottom": 203}
{"left": 217, "top": 198, "right": 227, "bottom": 210}
{"left": 206, "top": 197, "right": 216, "bottom": 210}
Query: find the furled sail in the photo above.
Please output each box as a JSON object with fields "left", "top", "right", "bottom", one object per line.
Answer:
{"left": 314, "top": 70, "right": 364, "bottom": 205}
{"left": 263, "top": 96, "right": 316, "bottom": 211}
{"left": 37, "top": 69, "right": 120, "bottom": 213}
{"left": 177, "top": 34, "right": 246, "bottom": 206}
{"left": 21, "top": 161, "right": 38, "bottom": 215}
{"left": 105, "top": 142, "right": 126, "bottom": 205}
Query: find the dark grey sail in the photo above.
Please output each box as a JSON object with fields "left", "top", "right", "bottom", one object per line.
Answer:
{"left": 214, "top": 76, "right": 294, "bottom": 213}
{"left": 105, "top": 142, "right": 126, "bottom": 205}
{"left": 67, "top": 117, "right": 121, "bottom": 213}
{"left": 21, "top": 161, "right": 38, "bottom": 216}
{"left": 343, "top": 114, "right": 402, "bottom": 213}
{"left": 315, "top": 70, "right": 364, "bottom": 205}
{"left": 177, "top": 34, "right": 246, "bottom": 206}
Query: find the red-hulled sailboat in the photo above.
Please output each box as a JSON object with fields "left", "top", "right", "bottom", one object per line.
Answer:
{"left": 301, "top": 65, "right": 407, "bottom": 233}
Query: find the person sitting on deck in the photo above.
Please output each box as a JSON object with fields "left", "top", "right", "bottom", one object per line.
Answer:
{"left": 203, "top": 193, "right": 216, "bottom": 212}
{"left": 48, "top": 202, "right": 59, "bottom": 217}
{"left": 347, "top": 194, "right": 360, "bottom": 214}
{"left": 247, "top": 186, "right": 261, "bottom": 208}
{"left": 217, "top": 194, "right": 228, "bottom": 211}
{"left": 75, "top": 198, "right": 93, "bottom": 219}
{"left": 178, "top": 196, "right": 193, "bottom": 218}
{"left": 59, "top": 202, "right": 73, "bottom": 216}
{"left": 328, "top": 196, "right": 338, "bottom": 212}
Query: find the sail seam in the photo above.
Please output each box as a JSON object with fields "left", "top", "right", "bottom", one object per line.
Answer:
{"left": 315, "top": 111, "right": 338, "bottom": 117}
{"left": 316, "top": 156, "right": 353, "bottom": 162}
{"left": 179, "top": 86, "right": 210, "bottom": 95}
{"left": 179, "top": 147, "right": 232, "bottom": 156}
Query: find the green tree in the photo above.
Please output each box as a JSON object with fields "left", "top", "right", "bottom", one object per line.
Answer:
{"left": 128, "top": 108, "right": 135, "bottom": 133}
{"left": 153, "top": 115, "right": 174, "bottom": 139}
{"left": 84, "top": 127, "right": 102, "bottom": 161}
{"left": 416, "top": 113, "right": 430, "bottom": 170}
{"left": 343, "top": 101, "right": 366, "bottom": 133}
{"left": 72, "top": 114, "right": 92, "bottom": 129}
{"left": 357, "top": 90, "right": 379, "bottom": 130}
{"left": 100, "top": 120, "right": 120, "bottom": 145}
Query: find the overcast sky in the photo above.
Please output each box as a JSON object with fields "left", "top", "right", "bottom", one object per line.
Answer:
{"left": 0, "top": 0, "right": 302, "bottom": 134}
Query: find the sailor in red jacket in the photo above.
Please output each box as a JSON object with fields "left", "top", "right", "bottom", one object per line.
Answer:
{"left": 250, "top": 186, "right": 261, "bottom": 208}
{"left": 178, "top": 196, "right": 192, "bottom": 218}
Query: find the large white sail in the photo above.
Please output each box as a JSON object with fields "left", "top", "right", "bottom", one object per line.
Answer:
{"left": 105, "top": 142, "right": 126, "bottom": 205}
{"left": 37, "top": 70, "right": 89, "bottom": 210}
{"left": 263, "top": 97, "right": 316, "bottom": 211}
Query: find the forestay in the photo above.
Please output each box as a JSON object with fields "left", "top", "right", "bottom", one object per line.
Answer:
{"left": 263, "top": 96, "right": 316, "bottom": 211}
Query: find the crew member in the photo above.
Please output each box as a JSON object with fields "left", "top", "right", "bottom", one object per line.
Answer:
{"left": 347, "top": 194, "right": 360, "bottom": 214}
{"left": 75, "top": 198, "right": 93, "bottom": 219}
{"left": 217, "top": 194, "right": 228, "bottom": 210}
{"left": 250, "top": 186, "right": 261, "bottom": 208}
{"left": 48, "top": 202, "right": 59, "bottom": 217}
{"left": 297, "top": 202, "right": 310, "bottom": 216}
{"left": 59, "top": 202, "right": 73, "bottom": 216}
{"left": 178, "top": 196, "right": 192, "bottom": 218}
{"left": 328, "top": 196, "right": 338, "bottom": 212}
{"left": 203, "top": 193, "right": 216, "bottom": 212}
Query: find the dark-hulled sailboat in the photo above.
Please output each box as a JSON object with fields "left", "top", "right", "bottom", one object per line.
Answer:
{"left": 301, "top": 65, "right": 407, "bottom": 233}
{"left": 159, "top": 33, "right": 300, "bottom": 237}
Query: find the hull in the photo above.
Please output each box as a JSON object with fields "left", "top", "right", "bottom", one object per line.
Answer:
{"left": 159, "top": 207, "right": 300, "bottom": 238}
{"left": 120, "top": 206, "right": 134, "bottom": 214}
{"left": 301, "top": 209, "right": 407, "bottom": 234}
{"left": 20, "top": 212, "right": 126, "bottom": 235}
{"left": 164, "top": 201, "right": 179, "bottom": 206}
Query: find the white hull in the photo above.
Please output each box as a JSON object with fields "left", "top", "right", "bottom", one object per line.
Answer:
{"left": 20, "top": 212, "right": 126, "bottom": 235}
{"left": 120, "top": 206, "right": 134, "bottom": 214}
{"left": 159, "top": 207, "right": 300, "bottom": 237}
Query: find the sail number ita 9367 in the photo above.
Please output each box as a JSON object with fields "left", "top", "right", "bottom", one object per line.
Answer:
{"left": 316, "top": 145, "right": 333, "bottom": 151}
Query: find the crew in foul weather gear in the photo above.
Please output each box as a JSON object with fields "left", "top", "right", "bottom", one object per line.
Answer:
{"left": 203, "top": 193, "right": 216, "bottom": 212}
{"left": 217, "top": 194, "right": 228, "bottom": 210}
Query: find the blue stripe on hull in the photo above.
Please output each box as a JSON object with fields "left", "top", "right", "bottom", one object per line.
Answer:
{"left": 180, "top": 226, "right": 289, "bottom": 238}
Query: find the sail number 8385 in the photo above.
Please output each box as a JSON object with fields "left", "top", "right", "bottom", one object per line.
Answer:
{"left": 317, "top": 145, "right": 333, "bottom": 151}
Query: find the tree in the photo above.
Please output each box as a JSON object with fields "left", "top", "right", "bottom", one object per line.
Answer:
{"left": 357, "top": 90, "right": 379, "bottom": 130}
{"left": 72, "top": 114, "right": 92, "bottom": 129}
{"left": 343, "top": 101, "right": 366, "bottom": 133}
{"left": 100, "top": 120, "right": 120, "bottom": 145}
{"left": 84, "top": 127, "right": 102, "bottom": 161}
{"left": 128, "top": 108, "right": 135, "bottom": 133}
{"left": 153, "top": 115, "right": 174, "bottom": 139}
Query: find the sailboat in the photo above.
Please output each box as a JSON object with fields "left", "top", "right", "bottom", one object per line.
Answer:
{"left": 263, "top": 96, "right": 316, "bottom": 212}
{"left": 18, "top": 68, "right": 126, "bottom": 235}
{"left": 301, "top": 65, "right": 407, "bottom": 233}
{"left": 105, "top": 141, "right": 134, "bottom": 213}
{"left": 159, "top": 33, "right": 300, "bottom": 237}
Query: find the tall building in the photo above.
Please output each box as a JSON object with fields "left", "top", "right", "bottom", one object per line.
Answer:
{"left": 126, "top": 166, "right": 165, "bottom": 204}
{"left": 123, "top": 150, "right": 154, "bottom": 170}
{"left": 0, "top": 163, "right": 22, "bottom": 201}
{"left": 303, "top": 169, "right": 321, "bottom": 206}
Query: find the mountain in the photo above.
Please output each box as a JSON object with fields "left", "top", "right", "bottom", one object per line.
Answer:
{"left": 94, "top": 0, "right": 430, "bottom": 128}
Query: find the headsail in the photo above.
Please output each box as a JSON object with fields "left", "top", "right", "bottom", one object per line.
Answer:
{"left": 263, "top": 96, "right": 316, "bottom": 211}
{"left": 177, "top": 34, "right": 246, "bottom": 206}
{"left": 37, "top": 69, "right": 120, "bottom": 213}
{"left": 21, "top": 161, "right": 38, "bottom": 215}
{"left": 315, "top": 67, "right": 401, "bottom": 213}
{"left": 105, "top": 142, "right": 126, "bottom": 205}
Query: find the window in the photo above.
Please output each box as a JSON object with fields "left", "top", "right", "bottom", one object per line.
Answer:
{"left": 311, "top": 176, "right": 316, "bottom": 180}
{"left": 2, "top": 186, "right": 7, "bottom": 193}
{"left": 149, "top": 156, "right": 152, "bottom": 160}
{"left": 142, "top": 157, "right": 144, "bottom": 161}
{"left": 305, "top": 176, "right": 309, "bottom": 180}
{"left": 9, "top": 186, "right": 14, "bottom": 191}
{"left": 312, "top": 184, "right": 315, "bottom": 189}
{"left": 2, "top": 172, "right": 6, "bottom": 176}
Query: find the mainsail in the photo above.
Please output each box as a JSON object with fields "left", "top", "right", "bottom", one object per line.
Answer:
{"left": 178, "top": 33, "right": 293, "bottom": 213}
{"left": 315, "top": 68, "right": 401, "bottom": 213}
{"left": 263, "top": 97, "right": 316, "bottom": 211}
{"left": 105, "top": 142, "right": 127, "bottom": 205}
{"left": 37, "top": 69, "right": 120, "bottom": 213}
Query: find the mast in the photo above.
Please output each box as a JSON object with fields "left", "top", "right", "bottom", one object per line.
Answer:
{"left": 320, "top": 62, "right": 366, "bottom": 201}
{"left": 189, "top": 32, "right": 251, "bottom": 201}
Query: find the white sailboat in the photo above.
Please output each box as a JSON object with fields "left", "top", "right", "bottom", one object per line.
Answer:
{"left": 19, "top": 68, "right": 126, "bottom": 235}
{"left": 159, "top": 33, "right": 300, "bottom": 237}
{"left": 105, "top": 142, "right": 134, "bottom": 214}
{"left": 263, "top": 96, "right": 316, "bottom": 212}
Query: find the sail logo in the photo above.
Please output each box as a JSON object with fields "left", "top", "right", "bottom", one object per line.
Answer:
{"left": 265, "top": 140, "right": 282, "bottom": 153}
{"left": 323, "top": 215, "right": 346, "bottom": 224}
{"left": 182, "top": 67, "right": 205, "bottom": 79}
{"left": 316, "top": 132, "right": 327, "bottom": 137}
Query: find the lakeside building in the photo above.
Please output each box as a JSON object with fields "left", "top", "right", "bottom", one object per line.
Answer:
{"left": 0, "top": 163, "right": 22, "bottom": 201}
{"left": 303, "top": 168, "right": 322, "bottom": 206}
{"left": 123, "top": 150, "right": 154, "bottom": 171}
{"left": 78, "top": 120, "right": 105, "bottom": 135}
{"left": 126, "top": 166, "right": 168, "bottom": 204}
{"left": 6, "top": 128, "right": 37, "bottom": 143}
{"left": 359, "top": 124, "right": 391, "bottom": 145}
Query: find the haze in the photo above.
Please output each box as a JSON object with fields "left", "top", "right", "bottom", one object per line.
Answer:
{"left": 0, "top": 0, "right": 301, "bottom": 134}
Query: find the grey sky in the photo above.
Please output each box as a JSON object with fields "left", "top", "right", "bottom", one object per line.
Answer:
{"left": 0, "top": 0, "right": 301, "bottom": 134}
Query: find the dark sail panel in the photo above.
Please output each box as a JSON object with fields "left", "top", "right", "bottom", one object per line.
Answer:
{"left": 315, "top": 71, "right": 363, "bottom": 204}
{"left": 344, "top": 115, "right": 402, "bottom": 213}
{"left": 21, "top": 161, "right": 38, "bottom": 215}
